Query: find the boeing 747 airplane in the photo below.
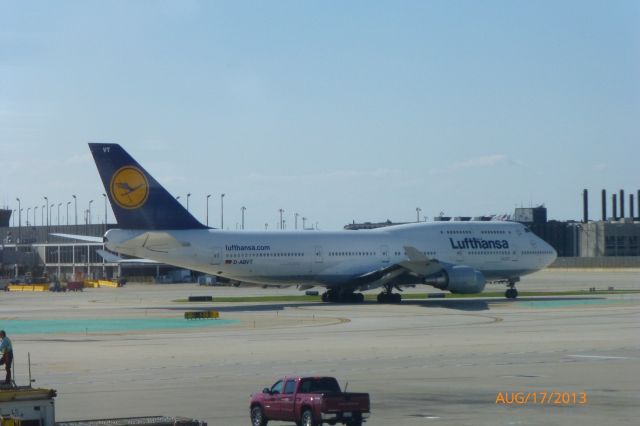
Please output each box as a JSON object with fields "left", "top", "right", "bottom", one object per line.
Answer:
{"left": 85, "top": 143, "right": 556, "bottom": 303}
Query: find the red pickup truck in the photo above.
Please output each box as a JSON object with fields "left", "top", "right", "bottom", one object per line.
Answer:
{"left": 250, "top": 376, "right": 370, "bottom": 426}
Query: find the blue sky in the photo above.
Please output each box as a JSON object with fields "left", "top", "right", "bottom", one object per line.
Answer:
{"left": 1, "top": 0, "right": 639, "bottom": 230}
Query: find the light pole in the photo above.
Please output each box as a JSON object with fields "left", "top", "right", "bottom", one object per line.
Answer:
{"left": 27, "top": 207, "right": 31, "bottom": 226}
{"left": 43, "top": 196, "right": 48, "bottom": 227}
{"left": 66, "top": 202, "right": 70, "bottom": 226}
{"left": 206, "top": 194, "right": 211, "bottom": 226}
{"left": 16, "top": 198, "right": 21, "bottom": 242}
{"left": 102, "top": 193, "right": 107, "bottom": 229}
{"left": 241, "top": 206, "right": 246, "bottom": 230}
{"left": 58, "top": 203, "right": 62, "bottom": 226}
{"left": 72, "top": 194, "right": 77, "bottom": 227}
{"left": 295, "top": 213, "right": 299, "bottom": 230}
{"left": 416, "top": 207, "right": 422, "bottom": 222}
{"left": 186, "top": 193, "right": 191, "bottom": 212}
{"left": 302, "top": 217, "right": 307, "bottom": 230}
{"left": 34, "top": 206, "right": 38, "bottom": 226}
{"left": 279, "top": 209, "right": 284, "bottom": 230}
{"left": 88, "top": 200, "right": 93, "bottom": 225}
{"left": 41, "top": 205, "right": 45, "bottom": 227}
{"left": 220, "top": 193, "right": 225, "bottom": 229}
{"left": 50, "top": 204, "right": 54, "bottom": 227}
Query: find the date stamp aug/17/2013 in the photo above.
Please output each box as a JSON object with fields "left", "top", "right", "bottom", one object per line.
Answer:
{"left": 496, "top": 391, "right": 588, "bottom": 406}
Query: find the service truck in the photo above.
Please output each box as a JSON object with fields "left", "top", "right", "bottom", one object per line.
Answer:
{"left": 250, "top": 376, "right": 370, "bottom": 426}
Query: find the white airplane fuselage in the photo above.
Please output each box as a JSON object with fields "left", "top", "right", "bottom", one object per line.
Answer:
{"left": 105, "top": 220, "right": 556, "bottom": 289}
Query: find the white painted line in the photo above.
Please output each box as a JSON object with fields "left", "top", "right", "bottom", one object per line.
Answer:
{"left": 568, "top": 354, "right": 634, "bottom": 360}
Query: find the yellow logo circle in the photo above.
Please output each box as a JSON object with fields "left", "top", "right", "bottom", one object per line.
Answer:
{"left": 110, "top": 166, "right": 149, "bottom": 209}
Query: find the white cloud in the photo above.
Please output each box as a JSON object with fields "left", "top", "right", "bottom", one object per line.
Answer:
{"left": 245, "top": 168, "right": 405, "bottom": 183}
{"left": 429, "top": 154, "right": 512, "bottom": 175}
{"left": 451, "top": 154, "right": 508, "bottom": 170}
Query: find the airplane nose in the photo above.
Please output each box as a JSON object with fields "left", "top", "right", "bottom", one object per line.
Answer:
{"left": 547, "top": 243, "right": 557, "bottom": 266}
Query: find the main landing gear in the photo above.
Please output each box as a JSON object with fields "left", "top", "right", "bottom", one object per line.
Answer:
{"left": 505, "top": 279, "right": 519, "bottom": 299}
{"left": 377, "top": 284, "right": 402, "bottom": 304}
{"left": 321, "top": 289, "right": 364, "bottom": 303}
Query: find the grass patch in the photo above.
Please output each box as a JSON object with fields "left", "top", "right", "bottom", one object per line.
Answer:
{"left": 174, "top": 289, "right": 640, "bottom": 303}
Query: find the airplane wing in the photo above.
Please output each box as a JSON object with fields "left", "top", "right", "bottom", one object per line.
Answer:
{"left": 352, "top": 245, "right": 444, "bottom": 290}
{"left": 51, "top": 233, "right": 104, "bottom": 243}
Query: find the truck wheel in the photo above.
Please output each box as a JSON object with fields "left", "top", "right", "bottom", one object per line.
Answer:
{"left": 251, "top": 405, "right": 268, "bottom": 426}
{"left": 301, "top": 409, "right": 318, "bottom": 426}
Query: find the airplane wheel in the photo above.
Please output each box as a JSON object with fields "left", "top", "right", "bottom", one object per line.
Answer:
{"left": 505, "top": 288, "right": 518, "bottom": 299}
{"left": 377, "top": 293, "right": 386, "bottom": 303}
{"left": 392, "top": 293, "right": 402, "bottom": 303}
{"left": 321, "top": 292, "right": 328, "bottom": 302}
{"left": 354, "top": 293, "right": 364, "bottom": 303}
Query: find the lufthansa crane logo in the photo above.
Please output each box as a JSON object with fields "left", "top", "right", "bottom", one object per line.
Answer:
{"left": 110, "top": 166, "right": 149, "bottom": 209}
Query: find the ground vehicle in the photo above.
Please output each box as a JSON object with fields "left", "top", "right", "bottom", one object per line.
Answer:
{"left": 250, "top": 376, "right": 370, "bottom": 426}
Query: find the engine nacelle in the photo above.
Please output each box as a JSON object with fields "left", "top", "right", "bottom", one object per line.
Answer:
{"left": 424, "top": 265, "right": 486, "bottom": 294}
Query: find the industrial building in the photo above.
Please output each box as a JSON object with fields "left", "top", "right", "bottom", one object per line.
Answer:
{"left": 344, "top": 189, "right": 640, "bottom": 263}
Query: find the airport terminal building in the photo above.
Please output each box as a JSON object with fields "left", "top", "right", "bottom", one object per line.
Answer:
{"left": 0, "top": 218, "right": 175, "bottom": 282}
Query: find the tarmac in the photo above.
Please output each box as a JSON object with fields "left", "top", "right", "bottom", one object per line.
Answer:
{"left": 0, "top": 269, "right": 638, "bottom": 426}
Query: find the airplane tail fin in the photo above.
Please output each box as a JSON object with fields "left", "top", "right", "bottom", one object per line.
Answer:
{"left": 89, "top": 143, "right": 207, "bottom": 230}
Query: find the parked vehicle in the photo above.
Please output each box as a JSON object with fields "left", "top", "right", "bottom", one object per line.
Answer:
{"left": 250, "top": 376, "right": 370, "bottom": 426}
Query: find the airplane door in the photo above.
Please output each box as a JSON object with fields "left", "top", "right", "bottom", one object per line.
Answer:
{"left": 380, "top": 245, "right": 390, "bottom": 264}
{"left": 314, "top": 246, "right": 324, "bottom": 263}
{"left": 211, "top": 247, "right": 222, "bottom": 265}
{"left": 511, "top": 242, "right": 519, "bottom": 262}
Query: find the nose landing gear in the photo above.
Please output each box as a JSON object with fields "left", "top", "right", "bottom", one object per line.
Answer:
{"left": 505, "top": 279, "right": 519, "bottom": 299}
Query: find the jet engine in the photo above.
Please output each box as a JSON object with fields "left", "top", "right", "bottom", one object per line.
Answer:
{"left": 423, "top": 265, "right": 486, "bottom": 294}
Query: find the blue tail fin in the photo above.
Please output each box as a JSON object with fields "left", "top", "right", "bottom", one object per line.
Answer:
{"left": 89, "top": 143, "right": 207, "bottom": 230}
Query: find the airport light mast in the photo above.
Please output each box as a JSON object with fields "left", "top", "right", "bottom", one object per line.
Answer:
{"left": 241, "top": 206, "right": 246, "bottom": 230}
{"left": 66, "top": 201, "right": 70, "bottom": 226}
{"left": 102, "top": 193, "right": 107, "bottom": 231}
{"left": 220, "top": 193, "right": 225, "bottom": 229}
{"left": 16, "top": 198, "right": 21, "bottom": 242}
{"left": 43, "top": 196, "right": 48, "bottom": 227}
{"left": 72, "top": 194, "right": 77, "bottom": 227}
{"left": 206, "top": 194, "right": 211, "bottom": 226}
